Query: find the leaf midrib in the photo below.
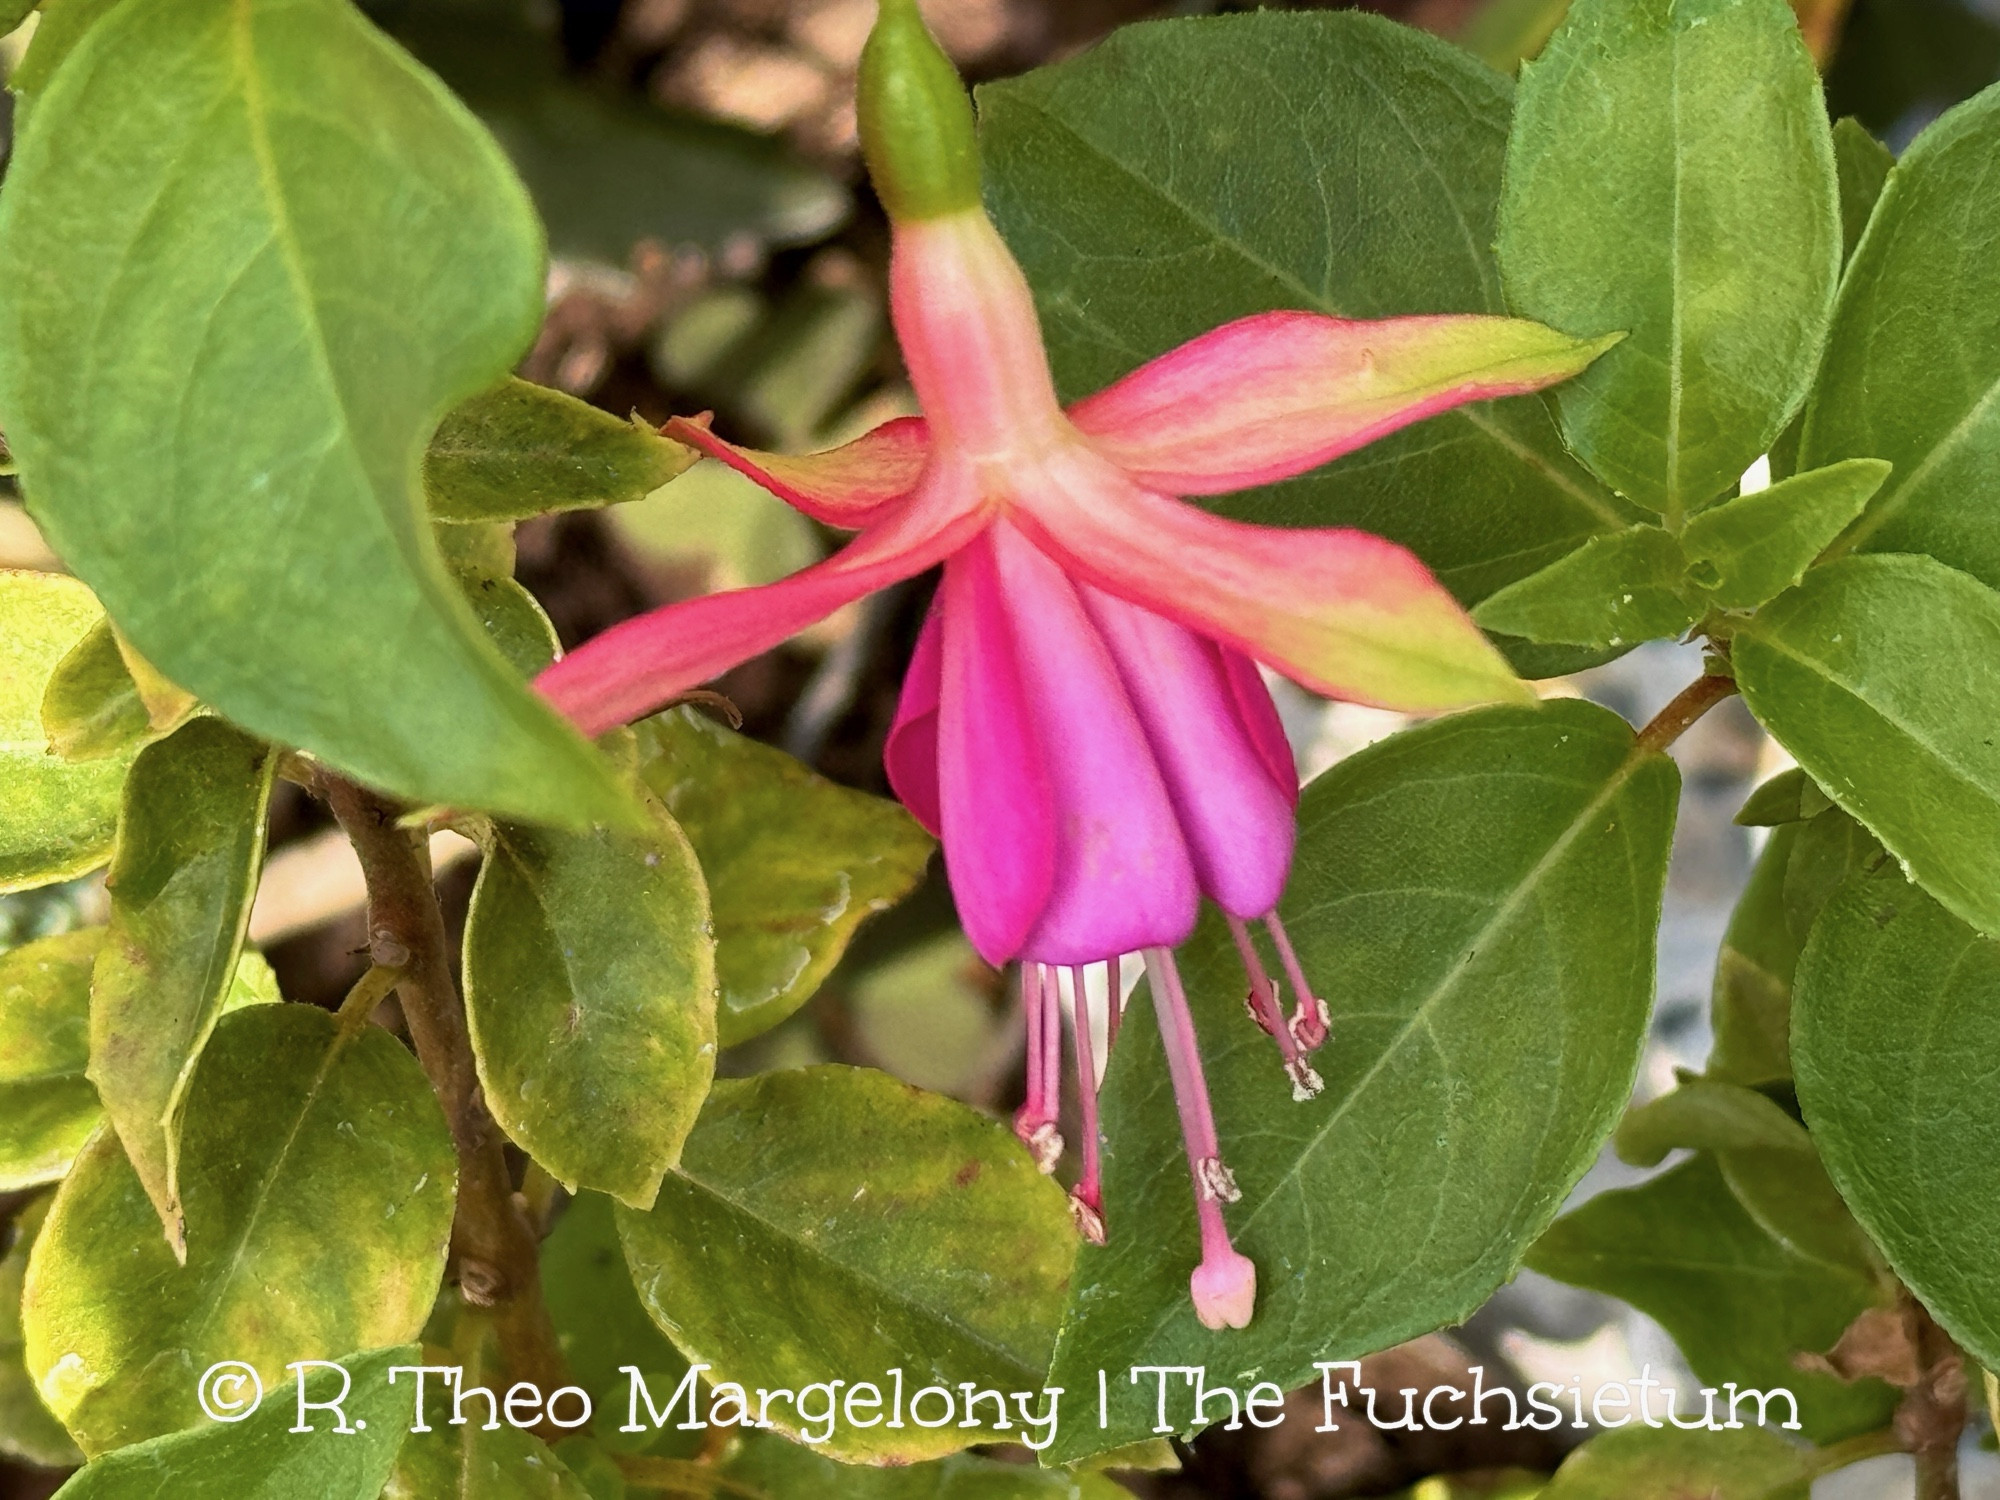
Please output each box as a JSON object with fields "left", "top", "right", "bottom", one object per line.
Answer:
{"left": 998, "top": 93, "right": 1630, "bottom": 532}
{"left": 1745, "top": 628, "right": 2000, "bottom": 841}
{"left": 1836, "top": 376, "right": 2000, "bottom": 556}
{"left": 1114, "top": 738, "right": 1657, "bottom": 1359}
{"left": 186, "top": 1018, "right": 357, "bottom": 1347}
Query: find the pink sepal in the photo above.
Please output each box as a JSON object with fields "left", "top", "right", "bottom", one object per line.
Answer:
{"left": 665, "top": 413, "right": 929, "bottom": 529}
{"left": 1014, "top": 446, "right": 1526, "bottom": 714}
{"left": 1070, "top": 310, "right": 1612, "bottom": 496}
{"left": 537, "top": 479, "right": 987, "bottom": 737}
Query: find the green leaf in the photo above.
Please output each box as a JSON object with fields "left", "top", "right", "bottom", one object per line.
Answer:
{"left": 1831, "top": 117, "right": 1894, "bottom": 262}
{"left": 459, "top": 572, "right": 561, "bottom": 681}
{"left": 723, "top": 1433, "right": 1134, "bottom": 1499}
{"left": 1707, "top": 823, "right": 1801, "bottom": 1087}
{"left": 1535, "top": 1423, "right": 1815, "bottom": 1500}
{"left": 0, "top": 571, "right": 130, "bottom": 892}
{"left": 385, "top": 1418, "right": 593, "bottom": 1500}
{"left": 465, "top": 809, "right": 716, "bottom": 1209}
{"left": 541, "top": 1191, "right": 693, "bottom": 1458}
{"left": 0, "top": 0, "right": 634, "bottom": 829}
{"left": 1048, "top": 699, "right": 1676, "bottom": 1462}
{"left": 89, "top": 717, "right": 276, "bottom": 1252}
{"left": 1800, "top": 84, "right": 2000, "bottom": 588}
{"left": 609, "top": 461, "right": 822, "bottom": 596}
{"left": 51, "top": 1346, "right": 417, "bottom": 1500}
{"left": 39, "top": 618, "right": 149, "bottom": 763}
{"left": 978, "top": 11, "right": 1639, "bottom": 611}
{"left": 1, "top": 1197, "right": 81, "bottom": 1469}
{"left": 638, "top": 709, "right": 934, "bottom": 1047}
{"left": 1616, "top": 1078, "right": 1811, "bottom": 1165}
{"left": 850, "top": 934, "right": 1011, "bottom": 1102}
{"left": 1616, "top": 1079, "right": 1881, "bottom": 1278}
{"left": 1471, "top": 526, "right": 1696, "bottom": 647}
{"left": 1681, "top": 459, "right": 1890, "bottom": 609}
{"left": 24, "top": 1004, "right": 455, "bottom": 1454}
{"left": 0, "top": 937, "right": 274, "bottom": 1198}
{"left": 1795, "top": 863, "right": 2000, "bottom": 1371}
{"left": 1525, "top": 1155, "right": 1896, "bottom": 1443}
{"left": 1733, "top": 768, "right": 1830, "bottom": 828}
{"left": 0, "top": 929, "right": 100, "bottom": 1193}
{"left": 1780, "top": 806, "right": 1881, "bottom": 946}
{"left": 9, "top": 0, "right": 117, "bottom": 107}
{"left": 1734, "top": 554, "right": 2000, "bottom": 938}
{"left": 1499, "top": 0, "right": 1840, "bottom": 518}
{"left": 1461, "top": 0, "right": 1574, "bottom": 70}
{"left": 616, "top": 1066, "right": 1076, "bottom": 1464}
{"left": 426, "top": 378, "right": 694, "bottom": 524}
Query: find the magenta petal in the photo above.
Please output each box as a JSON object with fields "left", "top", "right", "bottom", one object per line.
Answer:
{"left": 537, "top": 477, "right": 987, "bottom": 736}
{"left": 1084, "top": 586, "right": 1296, "bottom": 920}
{"left": 885, "top": 599, "right": 944, "bottom": 837}
{"left": 1219, "top": 648, "right": 1299, "bottom": 811}
{"left": 982, "top": 525, "right": 1199, "bottom": 963}
{"left": 936, "top": 535, "right": 1057, "bottom": 965}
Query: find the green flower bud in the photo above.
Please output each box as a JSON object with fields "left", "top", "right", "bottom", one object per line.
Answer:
{"left": 857, "top": 0, "right": 981, "bottom": 221}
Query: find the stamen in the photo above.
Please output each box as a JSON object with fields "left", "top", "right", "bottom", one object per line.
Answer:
{"left": 1012, "top": 963, "right": 1063, "bottom": 1173}
{"left": 1263, "top": 911, "right": 1330, "bottom": 1052}
{"left": 1226, "top": 915, "right": 1322, "bottom": 1102}
{"left": 1066, "top": 964, "right": 1105, "bottom": 1245}
{"left": 1143, "top": 947, "right": 1257, "bottom": 1331}
{"left": 1104, "top": 957, "right": 1123, "bottom": 1050}
{"left": 1226, "top": 915, "right": 1285, "bottom": 1039}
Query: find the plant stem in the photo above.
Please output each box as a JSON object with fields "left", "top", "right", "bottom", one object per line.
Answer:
{"left": 1903, "top": 1297, "right": 1967, "bottom": 1500}
{"left": 1812, "top": 1426, "right": 1904, "bottom": 1476}
{"left": 323, "top": 775, "right": 566, "bottom": 1399}
{"left": 1635, "top": 672, "right": 1739, "bottom": 753}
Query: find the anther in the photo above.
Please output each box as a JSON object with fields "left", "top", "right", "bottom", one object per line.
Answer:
{"left": 1194, "top": 1155, "right": 1242, "bottom": 1205}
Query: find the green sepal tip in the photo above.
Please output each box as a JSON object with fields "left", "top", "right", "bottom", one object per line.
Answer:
{"left": 858, "top": 0, "right": 981, "bottom": 221}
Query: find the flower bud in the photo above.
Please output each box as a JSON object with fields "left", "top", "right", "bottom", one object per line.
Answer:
{"left": 858, "top": 0, "right": 981, "bottom": 221}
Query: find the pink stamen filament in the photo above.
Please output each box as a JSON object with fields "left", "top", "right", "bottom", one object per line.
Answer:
{"left": 1067, "top": 965, "right": 1105, "bottom": 1245}
{"left": 1143, "top": 947, "right": 1256, "bottom": 1330}
{"left": 1264, "top": 911, "right": 1330, "bottom": 1052}
{"left": 1041, "top": 963, "right": 1063, "bottom": 1120}
{"left": 1013, "top": 963, "right": 1063, "bottom": 1172}
{"left": 1226, "top": 914, "right": 1321, "bottom": 1101}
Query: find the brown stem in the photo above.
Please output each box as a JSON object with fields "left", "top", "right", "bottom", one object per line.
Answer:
{"left": 1897, "top": 1294, "right": 1967, "bottom": 1500}
{"left": 323, "top": 776, "right": 567, "bottom": 1404}
{"left": 1635, "top": 672, "right": 1739, "bottom": 754}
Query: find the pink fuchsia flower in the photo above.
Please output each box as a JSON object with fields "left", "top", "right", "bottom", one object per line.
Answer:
{"left": 537, "top": 0, "right": 1614, "bottom": 1332}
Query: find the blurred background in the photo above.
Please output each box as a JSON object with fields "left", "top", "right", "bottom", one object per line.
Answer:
{"left": 3, "top": 0, "right": 2000, "bottom": 1494}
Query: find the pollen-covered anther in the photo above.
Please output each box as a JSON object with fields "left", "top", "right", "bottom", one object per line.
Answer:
{"left": 1289, "top": 995, "right": 1332, "bottom": 1053}
{"left": 1243, "top": 981, "right": 1284, "bottom": 1037}
{"left": 1195, "top": 1155, "right": 1242, "bottom": 1205}
{"left": 1015, "top": 1115, "right": 1064, "bottom": 1175}
{"left": 1286, "top": 1057, "right": 1325, "bottom": 1102}
{"left": 1068, "top": 1187, "right": 1107, "bottom": 1246}
{"left": 1264, "top": 911, "right": 1330, "bottom": 1052}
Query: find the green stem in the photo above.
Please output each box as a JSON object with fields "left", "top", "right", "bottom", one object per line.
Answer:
{"left": 323, "top": 776, "right": 567, "bottom": 1405}
{"left": 1812, "top": 1426, "right": 1904, "bottom": 1475}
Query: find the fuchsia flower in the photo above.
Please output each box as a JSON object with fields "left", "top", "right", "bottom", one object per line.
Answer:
{"left": 537, "top": 0, "right": 1612, "bottom": 1331}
